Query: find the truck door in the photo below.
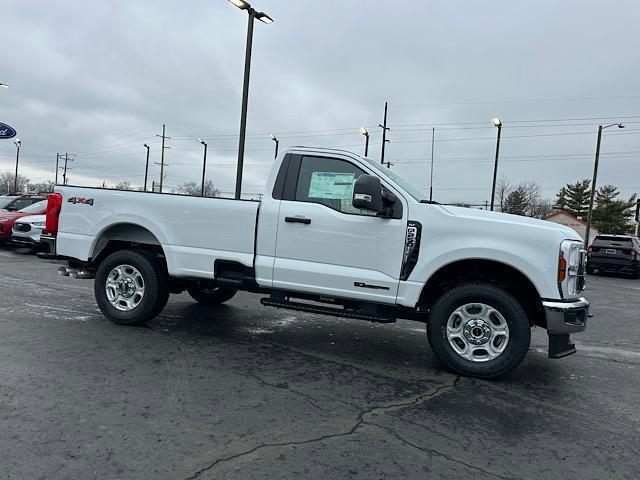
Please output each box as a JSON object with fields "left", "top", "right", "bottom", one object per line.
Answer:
{"left": 272, "top": 154, "right": 407, "bottom": 304}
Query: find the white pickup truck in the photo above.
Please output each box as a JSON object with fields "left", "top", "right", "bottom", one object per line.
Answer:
{"left": 41, "top": 147, "right": 589, "bottom": 378}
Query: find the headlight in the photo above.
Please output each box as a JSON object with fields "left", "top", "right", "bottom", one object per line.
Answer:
{"left": 558, "top": 240, "right": 586, "bottom": 298}
{"left": 33, "top": 221, "right": 46, "bottom": 227}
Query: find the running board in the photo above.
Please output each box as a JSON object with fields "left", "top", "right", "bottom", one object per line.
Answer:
{"left": 260, "top": 296, "right": 396, "bottom": 323}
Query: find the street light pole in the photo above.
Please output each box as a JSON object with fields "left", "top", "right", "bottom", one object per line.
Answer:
{"left": 584, "top": 123, "right": 624, "bottom": 247}
{"left": 13, "top": 139, "right": 21, "bottom": 194}
{"left": 229, "top": 0, "right": 273, "bottom": 200}
{"left": 143, "top": 143, "right": 150, "bottom": 192}
{"left": 359, "top": 127, "right": 369, "bottom": 156}
{"left": 198, "top": 138, "right": 208, "bottom": 196}
{"left": 429, "top": 127, "right": 435, "bottom": 202}
{"left": 270, "top": 134, "right": 279, "bottom": 159}
{"left": 490, "top": 118, "right": 502, "bottom": 211}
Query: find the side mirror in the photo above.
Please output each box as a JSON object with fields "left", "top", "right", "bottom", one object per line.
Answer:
{"left": 352, "top": 174, "right": 382, "bottom": 213}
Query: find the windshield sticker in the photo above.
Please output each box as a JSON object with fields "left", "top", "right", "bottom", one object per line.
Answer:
{"left": 308, "top": 172, "right": 355, "bottom": 199}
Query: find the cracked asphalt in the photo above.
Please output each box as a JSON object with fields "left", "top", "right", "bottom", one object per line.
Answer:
{"left": 1, "top": 248, "right": 639, "bottom": 479}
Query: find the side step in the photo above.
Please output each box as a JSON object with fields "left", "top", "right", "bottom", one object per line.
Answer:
{"left": 260, "top": 296, "right": 396, "bottom": 323}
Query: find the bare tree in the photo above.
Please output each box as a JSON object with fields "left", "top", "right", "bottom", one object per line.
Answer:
{"left": 174, "top": 180, "right": 221, "bottom": 197}
{"left": 498, "top": 178, "right": 545, "bottom": 217}
{"left": 114, "top": 181, "right": 132, "bottom": 190}
{"left": 496, "top": 177, "right": 512, "bottom": 212}
{"left": 0, "top": 171, "right": 29, "bottom": 194}
{"left": 29, "top": 181, "right": 56, "bottom": 194}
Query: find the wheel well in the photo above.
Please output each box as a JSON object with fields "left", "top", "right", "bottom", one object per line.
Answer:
{"left": 91, "top": 223, "right": 166, "bottom": 267}
{"left": 418, "top": 259, "right": 545, "bottom": 327}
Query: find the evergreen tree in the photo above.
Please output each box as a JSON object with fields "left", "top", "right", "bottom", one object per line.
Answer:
{"left": 555, "top": 179, "right": 591, "bottom": 217}
{"left": 592, "top": 185, "right": 637, "bottom": 234}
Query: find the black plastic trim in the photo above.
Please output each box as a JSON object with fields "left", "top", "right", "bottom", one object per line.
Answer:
{"left": 271, "top": 153, "right": 292, "bottom": 200}
{"left": 400, "top": 221, "right": 422, "bottom": 281}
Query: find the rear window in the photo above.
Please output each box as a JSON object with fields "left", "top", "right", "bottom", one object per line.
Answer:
{"left": 593, "top": 236, "right": 633, "bottom": 247}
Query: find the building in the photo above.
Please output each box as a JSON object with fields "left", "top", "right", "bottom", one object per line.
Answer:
{"left": 543, "top": 210, "right": 599, "bottom": 242}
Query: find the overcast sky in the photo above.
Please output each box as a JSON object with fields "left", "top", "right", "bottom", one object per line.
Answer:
{"left": 1, "top": 0, "right": 639, "bottom": 203}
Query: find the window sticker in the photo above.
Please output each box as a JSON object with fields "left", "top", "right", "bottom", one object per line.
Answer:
{"left": 308, "top": 172, "right": 355, "bottom": 199}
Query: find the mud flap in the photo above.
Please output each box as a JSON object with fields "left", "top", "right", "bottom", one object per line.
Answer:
{"left": 548, "top": 333, "right": 577, "bottom": 359}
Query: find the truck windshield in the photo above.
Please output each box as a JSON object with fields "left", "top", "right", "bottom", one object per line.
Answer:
{"left": 361, "top": 157, "right": 425, "bottom": 202}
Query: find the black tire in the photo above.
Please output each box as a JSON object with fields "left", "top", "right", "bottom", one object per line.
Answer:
{"left": 426, "top": 282, "right": 531, "bottom": 379}
{"left": 632, "top": 266, "right": 640, "bottom": 280}
{"left": 187, "top": 286, "right": 237, "bottom": 305}
{"left": 94, "top": 249, "right": 169, "bottom": 325}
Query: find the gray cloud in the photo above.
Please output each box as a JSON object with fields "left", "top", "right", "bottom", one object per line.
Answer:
{"left": 1, "top": 0, "right": 639, "bottom": 202}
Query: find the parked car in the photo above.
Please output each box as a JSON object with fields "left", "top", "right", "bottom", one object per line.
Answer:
{"left": 0, "top": 200, "right": 47, "bottom": 243}
{"left": 11, "top": 214, "right": 46, "bottom": 250}
{"left": 0, "top": 195, "right": 46, "bottom": 212}
{"left": 40, "top": 147, "right": 589, "bottom": 379}
{"left": 587, "top": 234, "right": 640, "bottom": 278}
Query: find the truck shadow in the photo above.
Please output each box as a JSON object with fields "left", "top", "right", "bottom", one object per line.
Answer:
{"left": 148, "top": 298, "right": 563, "bottom": 386}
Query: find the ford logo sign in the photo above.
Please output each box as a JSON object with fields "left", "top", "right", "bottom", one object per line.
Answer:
{"left": 0, "top": 122, "right": 17, "bottom": 139}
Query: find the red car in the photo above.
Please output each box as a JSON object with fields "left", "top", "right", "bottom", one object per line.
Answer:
{"left": 0, "top": 199, "right": 48, "bottom": 243}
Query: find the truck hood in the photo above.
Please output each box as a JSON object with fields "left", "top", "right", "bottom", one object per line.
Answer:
{"left": 436, "top": 205, "right": 582, "bottom": 241}
{"left": 14, "top": 214, "right": 45, "bottom": 224}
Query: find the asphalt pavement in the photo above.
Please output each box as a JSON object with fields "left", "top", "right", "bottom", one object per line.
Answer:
{"left": 1, "top": 248, "right": 639, "bottom": 479}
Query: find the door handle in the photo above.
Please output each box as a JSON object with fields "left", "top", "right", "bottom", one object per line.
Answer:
{"left": 285, "top": 216, "right": 311, "bottom": 225}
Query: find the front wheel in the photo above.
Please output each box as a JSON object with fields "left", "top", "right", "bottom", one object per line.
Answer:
{"left": 187, "top": 286, "right": 237, "bottom": 305}
{"left": 94, "top": 249, "right": 169, "bottom": 325}
{"left": 426, "top": 282, "right": 531, "bottom": 379}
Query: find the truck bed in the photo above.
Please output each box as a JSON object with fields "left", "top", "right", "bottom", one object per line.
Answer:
{"left": 55, "top": 187, "right": 260, "bottom": 279}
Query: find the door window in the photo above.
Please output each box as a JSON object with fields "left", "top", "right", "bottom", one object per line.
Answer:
{"left": 294, "top": 156, "right": 375, "bottom": 216}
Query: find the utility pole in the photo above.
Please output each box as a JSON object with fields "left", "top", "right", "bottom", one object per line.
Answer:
{"left": 429, "top": 127, "right": 435, "bottom": 202}
{"left": 55, "top": 153, "right": 60, "bottom": 185}
{"left": 379, "top": 101, "right": 390, "bottom": 165}
{"left": 62, "top": 153, "right": 75, "bottom": 186}
{"left": 584, "top": 122, "right": 624, "bottom": 248}
{"left": 143, "top": 143, "right": 150, "bottom": 192}
{"left": 155, "top": 124, "right": 170, "bottom": 193}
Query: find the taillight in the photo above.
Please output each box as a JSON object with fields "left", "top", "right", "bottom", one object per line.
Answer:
{"left": 45, "top": 193, "right": 62, "bottom": 234}
{"left": 587, "top": 246, "right": 593, "bottom": 252}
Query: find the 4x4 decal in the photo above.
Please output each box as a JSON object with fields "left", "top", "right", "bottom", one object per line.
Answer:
{"left": 68, "top": 197, "right": 94, "bottom": 206}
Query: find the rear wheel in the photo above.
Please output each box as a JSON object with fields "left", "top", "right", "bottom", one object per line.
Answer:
{"left": 94, "top": 249, "right": 169, "bottom": 325}
{"left": 426, "top": 282, "right": 531, "bottom": 379}
{"left": 632, "top": 266, "right": 640, "bottom": 279}
{"left": 187, "top": 286, "right": 237, "bottom": 305}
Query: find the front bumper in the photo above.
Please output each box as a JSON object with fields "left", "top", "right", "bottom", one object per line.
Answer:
{"left": 542, "top": 297, "right": 589, "bottom": 334}
{"left": 588, "top": 258, "right": 638, "bottom": 273}
{"left": 11, "top": 228, "right": 42, "bottom": 245}
{"left": 542, "top": 297, "right": 589, "bottom": 359}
